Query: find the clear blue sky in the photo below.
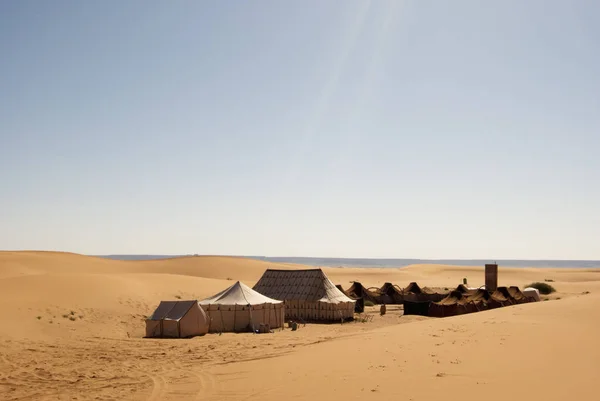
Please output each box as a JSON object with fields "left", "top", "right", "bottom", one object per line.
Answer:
{"left": 1, "top": 1, "right": 598, "bottom": 259}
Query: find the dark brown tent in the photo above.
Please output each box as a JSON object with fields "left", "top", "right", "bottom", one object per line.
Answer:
{"left": 403, "top": 282, "right": 447, "bottom": 303}
{"left": 428, "top": 291, "right": 477, "bottom": 317}
{"left": 404, "top": 282, "right": 422, "bottom": 294}
{"left": 403, "top": 300, "right": 430, "bottom": 316}
{"left": 345, "top": 282, "right": 380, "bottom": 304}
{"left": 508, "top": 286, "right": 534, "bottom": 304}
{"left": 454, "top": 284, "right": 477, "bottom": 295}
{"left": 337, "top": 284, "right": 365, "bottom": 313}
{"left": 465, "top": 289, "right": 503, "bottom": 311}
{"left": 378, "top": 282, "right": 405, "bottom": 304}
{"left": 493, "top": 287, "right": 516, "bottom": 305}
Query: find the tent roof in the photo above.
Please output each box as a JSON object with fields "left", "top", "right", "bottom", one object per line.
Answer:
{"left": 253, "top": 268, "right": 355, "bottom": 304}
{"left": 199, "top": 281, "right": 282, "bottom": 306}
{"left": 147, "top": 300, "right": 197, "bottom": 321}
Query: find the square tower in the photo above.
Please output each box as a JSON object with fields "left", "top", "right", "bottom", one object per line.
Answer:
{"left": 485, "top": 263, "right": 498, "bottom": 291}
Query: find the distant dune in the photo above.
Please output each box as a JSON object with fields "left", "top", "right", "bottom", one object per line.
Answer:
{"left": 0, "top": 251, "right": 598, "bottom": 400}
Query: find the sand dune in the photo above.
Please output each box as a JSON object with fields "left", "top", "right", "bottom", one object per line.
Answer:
{"left": 0, "top": 251, "right": 598, "bottom": 400}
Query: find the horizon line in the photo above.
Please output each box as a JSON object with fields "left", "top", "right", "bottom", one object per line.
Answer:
{"left": 93, "top": 254, "right": 600, "bottom": 262}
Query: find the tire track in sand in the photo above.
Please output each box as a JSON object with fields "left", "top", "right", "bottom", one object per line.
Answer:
{"left": 143, "top": 369, "right": 168, "bottom": 401}
{"left": 172, "top": 360, "right": 218, "bottom": 401}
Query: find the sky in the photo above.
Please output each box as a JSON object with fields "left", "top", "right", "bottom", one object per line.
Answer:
{"left": 1, "top": 1, "right": 599, "bottom": 259}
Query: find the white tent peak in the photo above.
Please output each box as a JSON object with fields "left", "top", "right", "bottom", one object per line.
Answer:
{"left": 199, "top": 280, "right": 282, "bottom": 306}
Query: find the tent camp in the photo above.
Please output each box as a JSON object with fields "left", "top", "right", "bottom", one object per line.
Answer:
{"left": 199, "top": 281, "right": 284, "bottom": 333}
{"left": 253, "top": 269, "right": 356, "bottom": 321}
{"left": 145, "top": 300, "right": 209, "bottom": 338}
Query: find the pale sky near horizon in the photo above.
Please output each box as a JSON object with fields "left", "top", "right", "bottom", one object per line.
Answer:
{"left": 1, "top": 1, "right": 599, "bottom": 259}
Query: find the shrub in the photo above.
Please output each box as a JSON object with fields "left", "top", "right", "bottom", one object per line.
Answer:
{"left": 36, "top": 316, "right": 42, "bottom": 320}
{"left": 526, "top": 282, "right": 556, "bottom": 295}
{"left": 364, "top": 300, "right": 375, "bottom": 307}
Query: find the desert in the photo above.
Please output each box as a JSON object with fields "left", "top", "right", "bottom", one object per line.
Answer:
{"left": 0, "top": 251, "right": 598, "bottom": 400}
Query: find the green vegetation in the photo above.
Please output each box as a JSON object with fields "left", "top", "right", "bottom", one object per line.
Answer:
{"left": 364, "top": 300, "right": 375, "bottom": 307}
{"left": 526, "top": 282, "right": 556, "bottom": 295}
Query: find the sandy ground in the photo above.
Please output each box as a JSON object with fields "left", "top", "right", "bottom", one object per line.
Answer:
{"left": 0, "top": 251, "right": 598, "bottom": 400}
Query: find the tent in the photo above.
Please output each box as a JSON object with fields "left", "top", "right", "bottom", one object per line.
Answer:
{"left": 378, "top": 282, "right": 405, "bottom": 304}
{"left": 508, "top": 286, "right": 534, "bottom": 303}
{"left": 454, "top": 284, "right": 477, "bottom": 296}
{"left": 403, "top": 282, "right": 447, "bottom": 303}
{"left": 523, "top": 287, "right": 541, "bottom": 302}
{"left": 199, "top": 281, "right": 284, "bottom": 333}
{"left": 428, "top": 291, "right": 477, "bottom": 317}
{"left": 403, "top": 300, "right": 431, "bottom": 316}
{"left": 253, "top": 269, "right": 355, "bottom": 321}
{"left": 462, "top": 288, "right": 504, "bottom": 311}
{"left": 145, "top": 300, "right": 209, "bottom": 338}
{"left": 337, "top": 284, "right": 364, "bottom": 313}
{"left": 493, "top": 287, "right": 517, "bottom": 305}
{"left": 345, "top": 282, "right": 380, "bottom": 304}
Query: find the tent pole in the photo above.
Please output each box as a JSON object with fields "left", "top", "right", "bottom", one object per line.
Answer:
{"left": 267, "top": 303, "right": 270, "bottom": 329}
{"left": 249, "top": 304, "right": 254, "bottom": 334}
{"left": 233, "top": 306, "right": 237, "bottom": 333}
{"left": 207, "top": 305, "right": 212, "bottom": 333}
{"left": 219, "top": 306, "right": 225, "bottom": 334}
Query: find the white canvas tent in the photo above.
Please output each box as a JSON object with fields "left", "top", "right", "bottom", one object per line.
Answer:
{"left": 253, "top": 269, "right": 356, "bottom": 321}
{"left": 523, "top": 287, "right": 541, "bottom": 302}
{"left": 199, "top": 281, "right": 284, "bottom": 333}
{"left": 145, "top": 300, "right": 209, "bottom": 338}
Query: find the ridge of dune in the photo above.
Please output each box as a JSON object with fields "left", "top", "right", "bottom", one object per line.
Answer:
{"left": 0, "top": 251, "right": 292, "bottom": 280}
